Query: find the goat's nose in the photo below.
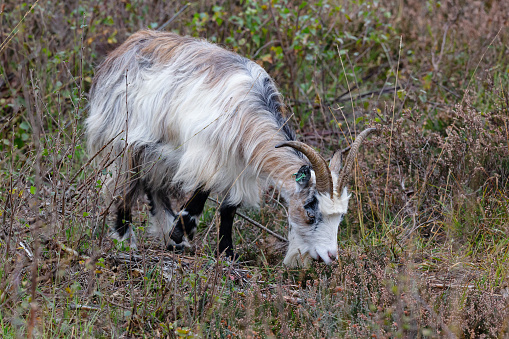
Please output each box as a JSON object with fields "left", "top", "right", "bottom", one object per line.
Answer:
{"left": 328, "top": 250, "right": 338, "bottom": 261}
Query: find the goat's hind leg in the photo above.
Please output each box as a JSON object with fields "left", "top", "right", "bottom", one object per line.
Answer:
{"left": 115, "top": 204, "right": 132, "bottom": 238}
{"left": 145, "top": 187, "right": 180, "bottom": 248}
{"left": 110, "top": 179, "right": 141, "bottom": 250}
{"left": 170, "top": 187, "right": 210, "bottom": 250}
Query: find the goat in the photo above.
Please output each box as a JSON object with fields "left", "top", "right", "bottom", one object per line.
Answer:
{"left": 86, "top": 30, "right": 376, "bottom": 267}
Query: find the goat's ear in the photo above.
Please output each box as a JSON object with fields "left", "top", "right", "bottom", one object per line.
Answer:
{"left": 294, "top": 165, "right": 311, "bottom": 189}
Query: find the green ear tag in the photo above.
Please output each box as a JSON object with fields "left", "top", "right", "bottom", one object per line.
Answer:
{"left": 293, "top": 172, "right": 307, "bottom": 183}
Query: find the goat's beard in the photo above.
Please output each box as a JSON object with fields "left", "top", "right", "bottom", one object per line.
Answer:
{"left": 283, "top": 245, "right": 313, "bottom": 267}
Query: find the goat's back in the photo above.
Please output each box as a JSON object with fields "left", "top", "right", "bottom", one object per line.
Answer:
{"left": 86, "top": 30, "right": 295, "bottom": 206}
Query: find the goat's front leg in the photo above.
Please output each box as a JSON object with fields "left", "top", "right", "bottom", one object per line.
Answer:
{"left": 218, "top": 204, "right": 239, "bottom": 259}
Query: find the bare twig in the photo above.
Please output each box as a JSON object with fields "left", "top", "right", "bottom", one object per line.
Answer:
{"left": 334, "top": 86, "right": 401, "bottom": 105}
{"left": 0, "top": 0, "right": 40, "bottom": 56}
{"left": 207, "top": 197, "right": 288, "bottom": 243}
{"left": 290, "top": 86, "right": 401, "bottom": 108}
{"left": 68, "top": 130, "right": 124, "bottom": 186}
{"left": 157, "top": 3, "right": 190, "bottom": 31}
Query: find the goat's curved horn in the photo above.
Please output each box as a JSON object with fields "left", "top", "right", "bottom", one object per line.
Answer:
{"left": 336, "top": 128, "right": 377, "bottom": 194}
{"left": 276, "top": 141, "right": 333, "bottom": 197}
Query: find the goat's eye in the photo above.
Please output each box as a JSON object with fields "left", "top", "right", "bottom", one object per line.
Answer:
{"left": 306, "top": 211, "right": 315, "bottom": 224}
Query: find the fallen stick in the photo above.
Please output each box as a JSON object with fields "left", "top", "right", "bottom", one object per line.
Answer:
{"left": 53, "top": 239, "right": 90, "bottom": 261}
{"left": 69, "top": 303, "right": 101, "bottom": 312}
{"left": 18, "top": 241, "right": 34, "bottom": 260}
{"left": 428, "top": 283, "right": 475, "bottom": 290}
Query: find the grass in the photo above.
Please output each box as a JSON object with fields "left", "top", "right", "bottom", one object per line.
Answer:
{"left": 1, "top": 0, "right": 509, "bottom": 337}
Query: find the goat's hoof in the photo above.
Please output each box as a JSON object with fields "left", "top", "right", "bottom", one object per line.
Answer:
{"left": 167, "top": 237, "right": 191, "bottom": 253}
{"left": 167, "top": 243, "right": 185, "bottom": 253}
{"left": 217, "top": 248, "right": 239, "bottom": 262}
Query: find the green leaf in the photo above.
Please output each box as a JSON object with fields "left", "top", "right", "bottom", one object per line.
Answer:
{"left": 252, "top": 34, "right": 260, "bottom": 47}
{"left": 30, "top": 186, "right": 36, "bottom": 195}
{"left": 20, "top": 121, "right": 30, "bottom": 131}
{"left": 397, "top": 89, "right": 407, "bottom": 100}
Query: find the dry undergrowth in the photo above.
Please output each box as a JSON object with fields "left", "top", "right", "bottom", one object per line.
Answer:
{"left": 1, "top": 0, "right": 509, "bottom": 337}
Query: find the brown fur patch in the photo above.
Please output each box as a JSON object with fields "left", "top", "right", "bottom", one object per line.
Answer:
{"left": 126, "top": 31, "right": 247, "bottom": 92}
{"left": 288, "top": 193, "right": 313, "bottom": 226}
{"left": 138, "top": 31, "right": 194, "bottom": 63}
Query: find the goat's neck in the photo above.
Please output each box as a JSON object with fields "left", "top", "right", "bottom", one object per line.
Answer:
{"left": 256, "top": 146, "right": 307, "bottom": 194}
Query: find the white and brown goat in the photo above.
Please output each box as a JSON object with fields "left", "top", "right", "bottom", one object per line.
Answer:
{"left": 86, "top": 30, "right": 375, "bottom": 267}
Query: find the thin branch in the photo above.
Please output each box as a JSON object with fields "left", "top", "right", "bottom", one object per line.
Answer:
{"left": 158, "top": 3, "right": 190, "bottom": 31}
{"left": 290, "top": 86, "right": 401, "bottom": 108}
{"left": 207, "top": 197, "right": 288, "bottom": 243}
{"left": 68, "top": 130, "right": 124, "bottom": 186}
{"left": 333, "top": 86, "right": 401, "bottom": 105}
